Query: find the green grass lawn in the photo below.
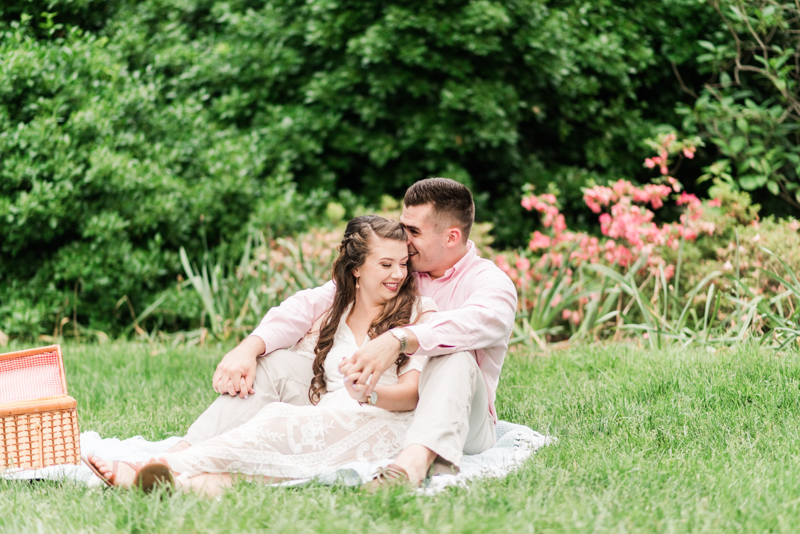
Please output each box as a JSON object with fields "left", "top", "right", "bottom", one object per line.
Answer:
{"left": 3, "top": 341, "right": 800, "bottom": 533}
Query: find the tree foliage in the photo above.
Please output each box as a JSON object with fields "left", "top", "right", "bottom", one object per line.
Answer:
{"left": 681, "top": 0, "right": 800, "bottom": 215}
{"left": 0, "top": 0, "right": 723, "bottom": 338}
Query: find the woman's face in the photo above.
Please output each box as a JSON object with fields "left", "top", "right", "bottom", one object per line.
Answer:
{"left": 353, "top": 237, "right": 409, "bottom": 306}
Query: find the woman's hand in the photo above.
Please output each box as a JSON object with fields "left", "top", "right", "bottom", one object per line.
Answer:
{"left": 339, "top": 330, "right": 418, "bottom": 399}
{"left": 212, "top": 336, "right": 262, "bottom": 398}
{"left": 344, "top": 377, "right": 368, "bottom": 403}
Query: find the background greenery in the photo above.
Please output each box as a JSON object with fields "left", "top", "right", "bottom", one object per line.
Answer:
{"left": 3, "top": 0, "right": 800, "bottom": 340}
{"left": 4, "top": 341, "right": 800, "bottom": 532}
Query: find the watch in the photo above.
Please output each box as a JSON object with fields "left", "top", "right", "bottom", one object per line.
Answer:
{"left": 360, "top": 390, "right": 378, "bottom": 407}
{"left": 389, "top": 328, "right": 408, "bottom": 354}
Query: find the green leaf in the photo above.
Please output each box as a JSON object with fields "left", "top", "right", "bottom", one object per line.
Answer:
{"left": 729, "top": 136, "right": 746, "bottom": 154}
{"left": 698, "top": 40, "right": 716, "bottom": 52}
{"left": 738, "top": 175, "right": 760, "bottom": 190}
{"left": 767, "top": 180, "right": 779, "bottom": 195}
{"left": 736, "top": 118, "right": 748, "bottom": 133}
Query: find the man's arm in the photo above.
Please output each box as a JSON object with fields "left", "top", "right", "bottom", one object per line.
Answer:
{"left": 341, "top": 276, "right": 517, "bottom": 397}
{"left": 212, "top": 281, "right": 336, "bottom": 397}
{"left": 402, "top": 276, "right": 517, "bottom": 357}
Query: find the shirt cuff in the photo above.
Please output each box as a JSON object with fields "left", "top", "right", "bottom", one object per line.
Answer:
{"left": 248, "top": 330, "right": 271, "bottom": 357}
{"left": 403, "top": 323, "right": 455, "bottom": 357}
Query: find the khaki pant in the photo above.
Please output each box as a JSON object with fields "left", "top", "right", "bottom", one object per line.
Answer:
{"left": 404, "top": 351, "right": 496, "bottom": 468}
{"left": 183, "top": 349, "right": 496, "bottom": 468}
{"left": 183, "top": 349, "right": 314, "bottom": 445}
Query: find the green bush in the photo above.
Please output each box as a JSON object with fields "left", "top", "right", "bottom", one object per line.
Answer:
{"left": 0, "top": 12, "right": 329, "bottom": 338}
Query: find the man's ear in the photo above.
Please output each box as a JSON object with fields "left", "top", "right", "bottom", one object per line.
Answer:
{"left": 445, "top": 227, "right": 463, "bottom": 247}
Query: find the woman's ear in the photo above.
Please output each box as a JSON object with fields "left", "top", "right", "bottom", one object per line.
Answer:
{"left": 352, "top": 267, "right": 360, "bottom": 278}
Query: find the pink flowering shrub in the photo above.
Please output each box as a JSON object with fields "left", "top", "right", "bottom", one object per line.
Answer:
{"left": 505, "top": 142, "right": 713, "bottom": 283}
{"left": 495, "top": 132, "right": 800, "bottom": 346}
{"left": 497, "top": 133, "right": 723, "bottom": 340}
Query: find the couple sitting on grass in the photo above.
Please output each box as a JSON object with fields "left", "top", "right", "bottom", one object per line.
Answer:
{"left": 86, "top": 178, "right": 517, "bottom": 497}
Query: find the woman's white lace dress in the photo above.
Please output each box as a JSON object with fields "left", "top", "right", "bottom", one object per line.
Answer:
{"left": 162, "top": 297, "right": 435, "bottom": 480}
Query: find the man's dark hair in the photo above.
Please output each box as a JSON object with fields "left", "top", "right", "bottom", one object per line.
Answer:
{"left": 403, "top": 178, "right": 475, "bottom": 241}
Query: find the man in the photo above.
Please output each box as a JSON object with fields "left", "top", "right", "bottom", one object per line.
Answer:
{"left": 170, "top": 178, "right": 517, "bottom": 486}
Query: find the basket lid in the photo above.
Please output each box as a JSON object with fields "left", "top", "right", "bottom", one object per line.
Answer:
{"left": 0, "top": 345, "right": 67, "bottom": 405}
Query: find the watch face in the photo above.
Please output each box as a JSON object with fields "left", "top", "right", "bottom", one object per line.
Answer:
{"left": 369, "top": 391, "right": 378, "bottom": 405}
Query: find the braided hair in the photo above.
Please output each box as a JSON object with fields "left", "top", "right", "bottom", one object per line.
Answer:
{"left": 308, "top": 215, "right": 419, "bottom": 405}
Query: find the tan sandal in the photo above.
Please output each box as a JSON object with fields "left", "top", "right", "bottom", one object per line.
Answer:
{"left": 83, "top": 455, "right": 143, "bottom": 488}
{"left": 363, "top": 463, "right": 412, "bottom": 493}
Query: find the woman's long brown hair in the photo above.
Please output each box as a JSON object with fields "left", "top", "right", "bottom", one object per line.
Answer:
{"left": 308, "top": 215, "right": 420, "bottom": 405}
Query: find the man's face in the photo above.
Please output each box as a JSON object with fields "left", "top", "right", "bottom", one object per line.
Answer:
{"left": 400, "top": 203, "right": 448, "bottom": 275}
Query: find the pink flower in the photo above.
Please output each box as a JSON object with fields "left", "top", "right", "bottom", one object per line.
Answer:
{"left": 529, "top": 231, "right": 551, "bottom": 250}
{"left": 683, "top": 147, "right": 695, "bottom": 159}
{"left": 644, "top": 158, "right": 656, "bottom": 169}
{"left": 598, "top": 213, "right": 612, "bottom": 235}
{"left": 708, "top": 197, "right": 721, "bottom": 208}
{"left": 659, "top": 165, "right": 669, "bottom": 175}
{"left": 553, "top": 214, "right": 567, "bottom": 234}
{"left": 521, "top": 195, "right": 536, "bottom": 211}
{"left": 562, "top": 309, "right": 572, "bottom": 320}
{"left": 550, "top": 294, "right": 562, "bottom": 307}
{"left": 583, "top": 185, "right": 615, "bottom": 213}
{"left": 541, "top": 205, "right": 559, "bottom": 227}
{"left": 515, "top": 256, "right": 531, "bottom": 271}
{"left": 494, "top": 255, "right": 513, "bottom": 275}
{"left": 585, "top": 198, "right": 601, "bottom": 213}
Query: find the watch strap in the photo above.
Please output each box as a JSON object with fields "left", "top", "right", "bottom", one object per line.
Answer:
{"left": 390, "top": 328, "right": 408, "bottom": 354}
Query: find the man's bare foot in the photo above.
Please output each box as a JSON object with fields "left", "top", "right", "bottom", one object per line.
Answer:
{"left": 86, "top": 455, "right": 140, "bottom": 489}
{"left": 165, "top": 440, "right": 192, "bottom": 453}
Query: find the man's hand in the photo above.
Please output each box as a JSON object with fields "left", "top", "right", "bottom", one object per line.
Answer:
{"left": 211, "top": 335, "right": 264, "bottom": 398}
{"left": 339, "top": 332, "right": 403, "bottom": 398}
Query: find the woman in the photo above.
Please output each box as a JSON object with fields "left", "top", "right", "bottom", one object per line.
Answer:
{"left": 86, "top": 215, "right": 436, "bottom": 496}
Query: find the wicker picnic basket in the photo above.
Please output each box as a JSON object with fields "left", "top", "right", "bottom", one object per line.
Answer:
{"left": 0, "top": 345, "right": 80, "bottom": 471}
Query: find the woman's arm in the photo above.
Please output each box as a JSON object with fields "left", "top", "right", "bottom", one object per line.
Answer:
{"left": 345, "top": 369, "right": 420, "bottom": 412}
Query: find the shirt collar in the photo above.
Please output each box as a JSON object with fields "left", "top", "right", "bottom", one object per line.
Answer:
{"left": 428, "top": 240, "right": 477, "bottom": 282}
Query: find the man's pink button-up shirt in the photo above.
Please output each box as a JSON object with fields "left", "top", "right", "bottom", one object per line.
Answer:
{"left": 251, "top": 241, "right": 518, "bottom": 421}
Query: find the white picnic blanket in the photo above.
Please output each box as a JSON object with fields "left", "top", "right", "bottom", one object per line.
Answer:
{"left": 1, "top": 421, "right": 554, "bottom": 493}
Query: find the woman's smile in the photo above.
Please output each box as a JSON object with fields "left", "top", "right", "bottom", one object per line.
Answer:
{"left": 383, "top": 282, "right": 400, "bottom": 291}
